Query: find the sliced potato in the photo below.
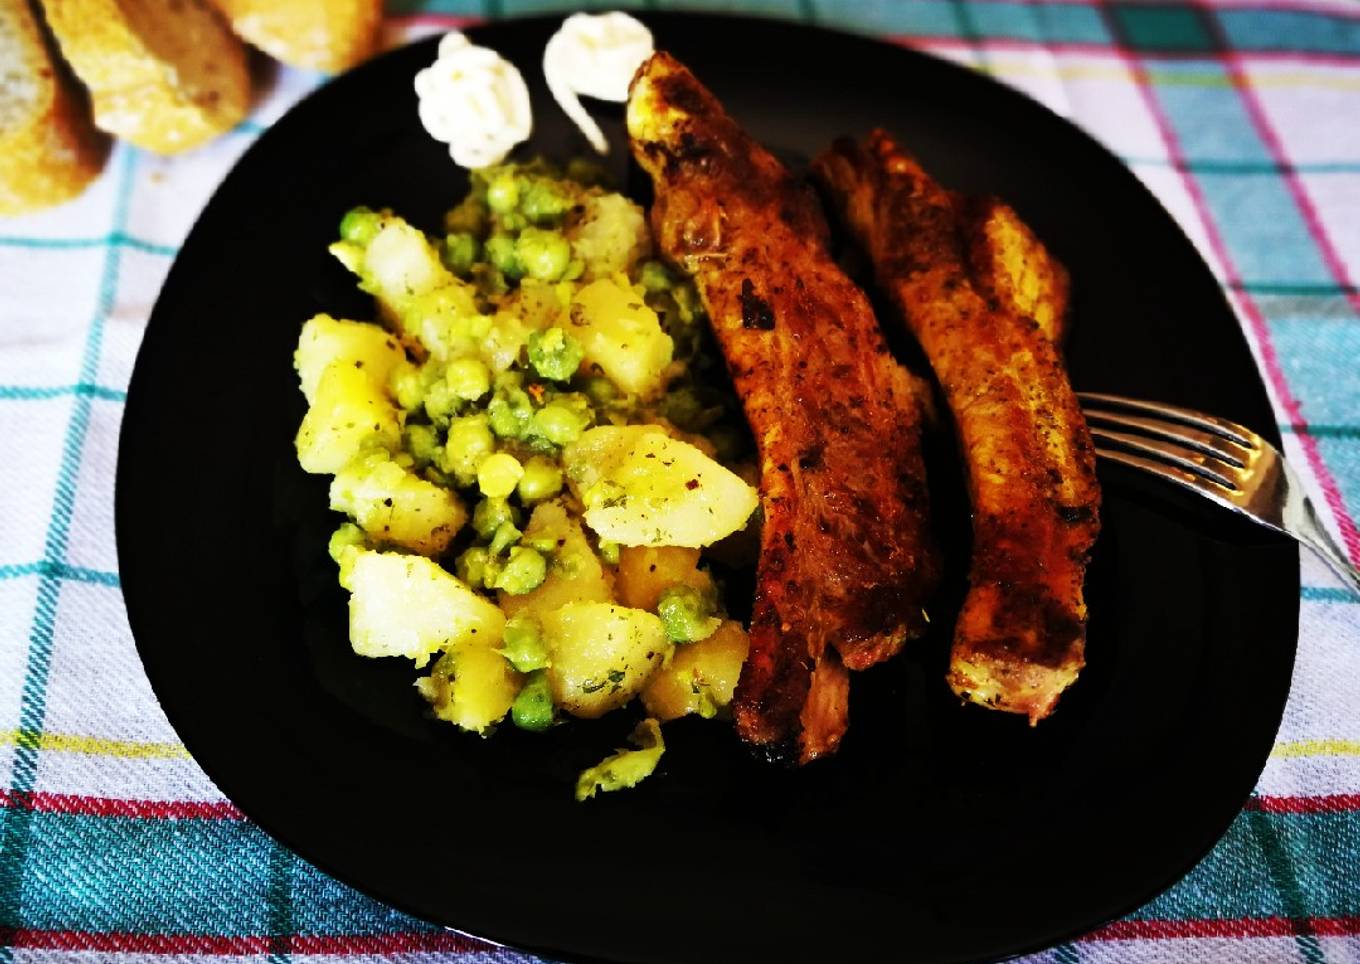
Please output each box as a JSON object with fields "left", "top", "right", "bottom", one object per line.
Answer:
{"left": 563, "top": 426, "right": 759, "bottom": 548}
{"left": 330, "top": 453, "right": 466, "bottom": 555}
{"left": 416, "top": 645, "right": 521, "bottom": 735}
{"left": 542, "top": 601, "right": 671, "bottom": 718}
{"left": 499, "top": 501, "right": 613, "bottom": 620}
{"left": 569, "top": 277, "right": 673, "bottom": 397}
{"left": 641, "top": 620, "right": 749, "bottom": 721}
{"left": 575, "top": 718, "right": 665, "bottom": 801}
{"left": 615, "top": 545, "right": 714, "bottom": 612}
{"left": 294, "top": 313, "right": 407, "bottom": 404}
{"left": 295, "top": 361, "right": 401, "bottom": 474}
{"left": 346, "top": 550, "right": 504, "bottom": 667}
{"left": 568, "top": 194, "right": 650, "bottom": 281}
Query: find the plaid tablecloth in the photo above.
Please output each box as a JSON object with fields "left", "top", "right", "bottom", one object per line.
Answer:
{"left": 2, "top": 0, "right": 1358, "bottom": 960}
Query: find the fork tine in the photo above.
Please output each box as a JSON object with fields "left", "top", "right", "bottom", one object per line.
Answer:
{"left": 1089, "top": 427, "right": 1241, "bottom": 490}
{"left": 1081, "top": 406, "right": 1251, "bottom": 468}
{"left": 1092, "top": 444, "right": 1249, "bottom": 522}
{"left": 1077, "top": 391, "right": 1258, "bottom": 448}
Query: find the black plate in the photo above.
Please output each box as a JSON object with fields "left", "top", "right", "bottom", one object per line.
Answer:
{"left": 117, "top": 14, "right": 1299, "bottom": 964}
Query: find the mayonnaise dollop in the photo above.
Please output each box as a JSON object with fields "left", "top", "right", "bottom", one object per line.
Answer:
{"left": 414, "top": 31, "right": 533, "bottom": 169}
{"left": 543, "top": 12, "right": 654, "bottom": 155}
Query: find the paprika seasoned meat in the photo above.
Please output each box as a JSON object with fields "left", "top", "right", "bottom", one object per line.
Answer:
{"left": 813, "top": 129, "right": 1100, "bottom": 724}
{"left": 627, "top": 55, "right": 938, "bottom": 761}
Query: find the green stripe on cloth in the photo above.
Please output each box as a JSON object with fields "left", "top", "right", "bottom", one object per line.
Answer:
{"left": 0, "top": 234, "right": 177, "bottom": 257}
{"left": 0, "top": 564, "right": 119, "bottom": 587}
{"left": 0, "top": 385, "right": 127, "bottom": 403}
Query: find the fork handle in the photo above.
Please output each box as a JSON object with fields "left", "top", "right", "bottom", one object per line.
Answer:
{"left": 1292, "top": 497, "right": 1360, "bottom": 597}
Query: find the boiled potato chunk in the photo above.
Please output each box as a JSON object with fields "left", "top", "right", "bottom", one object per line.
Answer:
{"left": 294, "top": 314, "right": 407, "bottom": 404}
{"left": 329, "top": 453, "right": 466, "bottom": 555}
{"left": 416, "top": 646, "right": 521, "bottom": 735}
{"left": 569, "top": 277, "right": 673, "bottom": 398}
{"left": 499, "top": 501, "right": 613, "bottom": 620}
{"left": 563, "top": 426, "right": 759, "bottom": 548}
{"left": 615, "top": 545, "right": 713, "bottom": 611}
{"left": 542, "top": 601, "right": 671, "bottom": 718}
{"left": 568, "top": 194, "right": 649, "bottom": 281}
{"left": 295, "top": 362, "right": 401, "bottom": 474}
{"left": 346, "top": 550, "right": 504, "bottom": 668}
{"left": 641, "top": 621, "right": 750, "bottom": 721}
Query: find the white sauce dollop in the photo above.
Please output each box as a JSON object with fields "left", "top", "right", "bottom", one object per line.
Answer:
{"left": 414, "top": 31, "right": 533, "bottom": 169}
{"left": 543, "top": 12, "right": 654, "bottom": 155}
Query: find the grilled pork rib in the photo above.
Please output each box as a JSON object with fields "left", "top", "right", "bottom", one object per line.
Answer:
{"left": 814, "top": 130, "right": 1100, "bottom": 724}
{"left": 627, "top": 56, "right": 937, "bottom": 761}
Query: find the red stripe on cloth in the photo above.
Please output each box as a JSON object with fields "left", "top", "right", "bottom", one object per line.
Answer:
{"left": 1085, "top": 916, "right": 1360, "bottom": 940}
{"left": 0, "top": 929, "right": 270, "bottom": 953}
{"left": 0, "top": 929, "right": 485, "bottom": 954}
{"left": 1098, "top": 13, "right": 1360, "bottom": 567}
{"left": 1246, "top": 793, "right": 1360, "bottom": 813}
{"left": 0, "top": 789, "right": 243, "bottom": 820}
{"left": 289, "top": 932, "right": 489, "bottom": 954}
{"left": 897, "top": 35, "right": 1360, "bottom": 65}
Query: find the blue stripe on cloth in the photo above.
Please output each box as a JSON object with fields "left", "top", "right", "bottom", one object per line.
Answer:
{"left": 268, "top": 843, "right": 294, "bottom": 964}
{"left": 287, "top": 858, "right": 441, "bottom": 936}
{"left": 0, "top": 385, "right": 127, "bottom": 403}
{"left": 1266, "top": 312, "right": 1360, "bottom": 427}
{"left": 0, "top": 564, "right": 119, "bottom": 587}
{"left": 0, "top": 148, "right": 137, "bottom": 956}
{"left": 1300, "top": 586, "right": 1359, "bottom": 604}
{"left": 1314, "top": 437, "right": 1360, "bottom": 535}
{"left": 1242, "top": 809, "right": 1327, "bottom": 963}
{"left": 1195, "top": 172, "right": 1337, "bottom": 286}
{"left": 0, "top": 234, "right": 177, "bottom": 257}
{"left": 1133, "top": 810, "right": 1288, "bottom": 919}
{"left": 17, "top": 813, "right": 276, "bottom": 934}
{"left": 807, "top": 0, "right": 961, "bottom": 36}
{"left": 967, "top": 0, "right": 1110, "bottom": 44}
{"left": 1146, "top": 63, "right": 1273, "bottom": 164}
{"left": 1217, "top": 8, "right": 1360, "bottom": 54}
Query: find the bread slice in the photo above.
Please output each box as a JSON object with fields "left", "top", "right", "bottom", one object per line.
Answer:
{"left": 40, "top": 0, "right": 250, "bottom": 154}
{"left": 210, "top": 0, "right": 381, "bottom": 73}
{"left": 0, "top": 0, "right": 106, "bottom": 215}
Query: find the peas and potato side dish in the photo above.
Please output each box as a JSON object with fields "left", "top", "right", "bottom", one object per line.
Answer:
{"left": 293, "top": 160, "right": 759, "bottom": 799}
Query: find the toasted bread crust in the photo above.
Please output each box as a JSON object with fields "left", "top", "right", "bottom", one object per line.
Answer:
{"left": 0, "top": 0, "right": 107, "bottom": 215}
{"left": 41, "top": 0, "right": 249, "bottom": 154}
{"left": 210, "top": 0, "right": 380, "bottom": 72}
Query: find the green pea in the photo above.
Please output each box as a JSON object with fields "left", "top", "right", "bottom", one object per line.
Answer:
{"left": 510, "top": 670, "right": 555, "bottom": 732}
{"left": 656, "top": 584, "right": 719, "bottom": 643}
{"left": 445, "top": 357, "right": 491, "bottom": 401}
{"left": 478, "top": 452, "right": 524, "bottom": 499}
{"left": 440, "top": 414, "right": 494, "bottom": 487}
{"left": 486, "top": 173, "right": 520, "bottom": 214}
{"left": 492, "top": 546, "right": 547, "bottom": 595}
{"left": 488, "top": 521, "right": 522, "bottom": 558}
{"left": 402, "top": 423, "right": 441, "bottom": 468}
{"left": 581, "top": 376, "right": 618, "bottom": 408}
{"left": 500, "top": 613, "right": 550, "bottom": 672}
{"left": 455, "top": 546, "right": 490, "bottom": 587}
{"left": 484, "top": 235, "right": 524, "bottom": 280}
{"left": 487, "top": 387, "right": 534, "bottom": 439}
{"left": 516, "top": 228, "right": 572, "bottom": 282}
{"left": 422, "top": 379, "right": 460, "bottom": 426}
{"left": 516, "top": 456, "right": 563, "bottom": 504}
{"left": 637, "top": 260, "right": 675, "bottom": 293}
{"left": 526, "top": 326, "right": 583, "bottom": 381}
{"left": 472, "top": 497, "right": 519, "bottom": 540}
{"left": 442, "top": 232, "right": 480, "bottom": 275}
{"left": 532, "top": 400, "right": 590, "bottom": 446}
{"left": 520, "top": 179, "right": 573, "bottom": 226}
{"left": 339, "top": 206, "right": 382, "bottom": 245}
{"left": 389, "top": 364, "right": 426, "bottom": 412}
{"left": 597, "top": 539, "right": 620, "bottom": 566}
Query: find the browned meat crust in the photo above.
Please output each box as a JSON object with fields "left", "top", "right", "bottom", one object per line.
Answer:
{"left": 813, "top": 130, "right": 1100, "bottom": 724}
{"left": 627, "top": 56, "right": 937, "bottom": 761}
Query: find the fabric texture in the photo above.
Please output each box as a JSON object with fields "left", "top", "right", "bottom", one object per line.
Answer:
{"left": 1, "top": 0, "right": 1357, "bottom": 960}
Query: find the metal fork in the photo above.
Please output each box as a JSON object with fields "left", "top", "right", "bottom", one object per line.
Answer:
{"left": 1078, "top": 391, "right": 1360, "bottom": 594}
